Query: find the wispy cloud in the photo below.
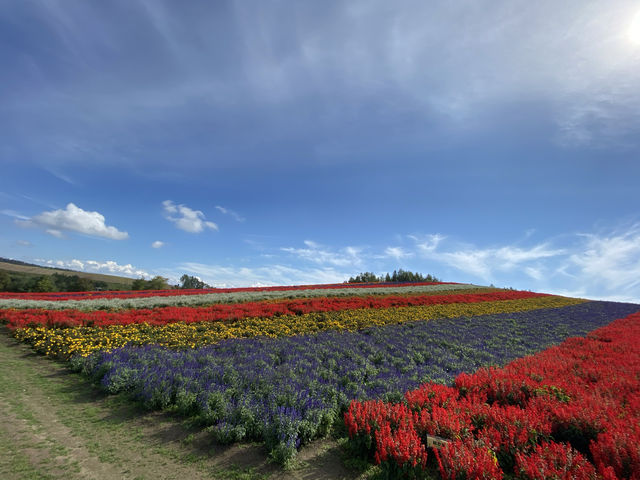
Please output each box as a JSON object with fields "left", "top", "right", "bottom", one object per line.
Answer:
{"left": 1, "top": 209, "right": 30, "bottom": 221}
{"left": 409, "top": 234, "right": 446, "bottom": 255}
{"left": 400, "top": 225, "right": 640, "bottom": 302}
{"left": 151, "top": 240, "right": 165, "bottom": 249}
{"left": 16, "top": 203, "right": 128, "bottom": 240}
{"left": 384, "top": 246, "right": 413, "bottom": 260}
{"left": 524, "top": 266, "right": 543, "bottom": 281}
{"left": 172, "top": 262, "right": 348, "bottom": 288}
{"left": 151, "top": 223, "right": 640, "bottom": 302}
{"left": 6, "top": 0, "right": 640, "bottom": 177}
{"left": 408, "top": 237, "right": 565, "bottom": 281}
{"left": 215, "top": 206, "right": 245, "bottom": 222}
{"left": 564, "top": 225, "right": 640, "bottom": 296}
{"left": 45, "top": 168, "right": 76, "bottom": 185}
{"left": 281, "top": 240, "right": 363, "bottom": 268}
{"left": 162, "top": 200, "right": 218, "bottom": 233}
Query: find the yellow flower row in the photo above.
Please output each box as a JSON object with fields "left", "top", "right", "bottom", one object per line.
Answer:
{"left": 12, "top": 296, "right": 586, "bottom": 359}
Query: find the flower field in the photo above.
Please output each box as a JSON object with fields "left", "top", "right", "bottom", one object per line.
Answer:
{"left": 1, "top": 281, "right": 639, "bottom": 478}
{"left": 345, "top": 310, "right": 640, "bottom": 479}
{"left": 0, "top": 282, "right": 479, "bottom": 310}
{"left": 0, "top": 281, "right": 464, "bottom": 304}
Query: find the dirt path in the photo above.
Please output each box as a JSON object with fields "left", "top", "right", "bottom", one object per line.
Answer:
{"left": 0, "top": 331, "right": 363, "bottom": 480}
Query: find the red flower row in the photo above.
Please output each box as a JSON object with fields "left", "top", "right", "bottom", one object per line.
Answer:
{"left": 1, "top": 290, "right": 542, "bottom": 329}
{"left": 0, "top": 281, "right": 455, "bottom": 301}
{"left": 345, "top": 311, "right": 640, "bottom": 479}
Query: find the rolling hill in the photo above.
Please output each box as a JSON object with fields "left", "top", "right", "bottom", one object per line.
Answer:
{"left": 0, "top": 257, "right": 135, "bottom": 290}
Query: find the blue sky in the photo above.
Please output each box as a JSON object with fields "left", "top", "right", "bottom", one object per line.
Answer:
{"left": 1, "top": 0, "right": 640, "bottom": 301}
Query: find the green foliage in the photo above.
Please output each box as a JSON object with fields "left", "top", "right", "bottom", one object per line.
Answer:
{"left": 5, "top": 274, "right": 31, "bottom": 292}
{"left": 50, "top": 274, "right": 95, "bottom": 292}
{"left": 347, "top": 272, "right": 380, "bottom": 283}
{"left": 0, "top": 271, "right": 10, "bottom": 291}
{"left": 0, "top": 267, "right": 131, "bottom": 293}
{"left": 180, "top": 274, "right": 210, "bottom": 289}
{"left": 34, "top": 275, "right": 55, "bottom": 292}
{"left": 131, "top": 276, "right": 171, "bottom": 290}
{"left": 131, "top": 278, "right": 147, "bottom": 290}
{"left": 147, "top": 276, "right": 170, "bottom": 290}
{"left": 347, "top": 269, "right": 439, "bottom": 284}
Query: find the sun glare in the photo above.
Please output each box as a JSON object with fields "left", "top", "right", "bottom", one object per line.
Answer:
{"left": 629, "top": 10, "right": 640, "bottom": 45}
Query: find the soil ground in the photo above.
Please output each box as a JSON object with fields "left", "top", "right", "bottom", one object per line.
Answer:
{"left": 0, "top": 331, "right": 368, "bottom": 480}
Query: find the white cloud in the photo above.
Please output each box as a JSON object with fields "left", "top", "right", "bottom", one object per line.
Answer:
{"left": 15, "top": 240, "right": 33, "bottom": 247}
{"left": 437, "top": 250, "right": 493, "bottom": 279}
{"left": 399, "top": 226, "right": 640, "bottom": 302}
{"left": 524, "top": 266, "right": 543, "bottom": 281}
{"left": 7, "top": 0, "right": 640, "bottom": 179}
{"left": 493, "top": 244, "right": 566, "bottom": 268}
{"left": 236, "top": 1, "right": 640, "bottom": 148}
{"left": 46, "top": 229, "right": 65, "bottom": 239}
{"left": 35, "top": 258, "right": 150, "bottom": 278}
{"left": 172, "top": 262, "right": 348, "bottom": 288}
{"left": 303, "top": 240, "right": 319, "bottom": 249}
{"left": 409, "top": 234, "right": 445, "bottom": 254}
{"left": 566, "top": 225, "right": 640, "bottom": 294}
{"left": 413, "top": 238, "right": 565, "bottom": 281}
{"left": 16, "top": 203, "right": 128, "bottom": 240}
{"left": 163, "top": 200, "right": 218, "bottom": 233}
{"left": 384, "top": 246, "right": 413, "bottom": 260}
{"left": 281, "top": 240, "right": 363, "bottom": 267}
{"left": 151, "top": 224, "right": 640, "bottom": 302}
{"left": 215, "top": 205, "right": 245, "bottom": 222}
{"left": 68, "top": 259, "right": 85, "bottom": 270}
{"left": 45, "top": 168, "right": 75, "bottom": 185}
{"left": 151, "top": 240, "right": 165, "bottom": 249}
{"left": 1, "top": 209, "right": 30, "bottom": 221}
{"left": 84, "top": 260, "right": 150, "bottom": 278}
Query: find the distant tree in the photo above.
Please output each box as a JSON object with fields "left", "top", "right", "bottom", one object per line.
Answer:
{"left": 131, "top": 278, "right": 147, "bottom": 290}
{"left": 50, "top": 274, "right": 95, "bottom": 292}
{"left": 389, "top": 269, "right": 438, "bottom": 283}
{"left": 0, "top": 271, "right": 11, "bottom": 291}
{"left": 10, "top": 275, "right": 29, "bottom": 292}
{"left": 347, "top": 272, "right": 382, "bottom": 283}
{"left": 51, "top": 273, "right": 67, "bottom": 290}
{"left": 180, "top": 274, "right": 209, "bottom": 289}
{"left": 146, "top": 276, "right": 170, "bottom": 290}
{"left": 72, "top": 276, "right": 95, "bottom": 292}
{"left": 131, "top": 276, "right": 169, "bottom": 290}
{"left": 348, "top": 270, "right": 439, "bottom": 284}
{"left": 34, "top": 275, "right": 55, "bottom": 292}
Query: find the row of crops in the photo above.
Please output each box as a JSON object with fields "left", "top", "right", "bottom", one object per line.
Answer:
{"left": 1, "top": 281, "right": 639, "bottom": 478}
{"left": 346, "top": 311, "right": 640, "bottom": 479}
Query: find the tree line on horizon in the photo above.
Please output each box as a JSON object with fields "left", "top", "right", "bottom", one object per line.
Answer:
{"left": 0, "top": 271, "right": 113, "bottom": 293}
{"left": 0, "top": 269, "right": 441, "bottom": 293}
{"left": 0, "top": 271, "right": 213, "bottom": 293}
{"left": 131, "top": 274, "right": 210, "bottom": 290}
{"left": 346, "top": 269, "right": 440, "bottom": 284}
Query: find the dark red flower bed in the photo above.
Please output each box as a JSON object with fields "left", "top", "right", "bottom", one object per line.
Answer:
{"left": 1, "top": 289, "right": 542, "bottom": 328}
{"left": 344, "top": 311, "right": 640, "bottom": 479}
